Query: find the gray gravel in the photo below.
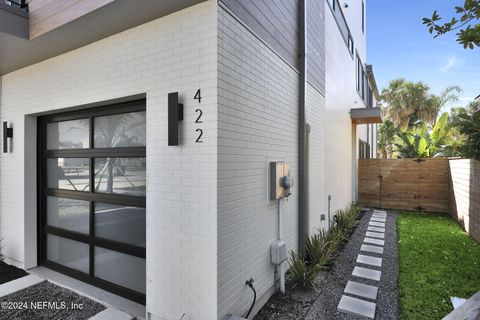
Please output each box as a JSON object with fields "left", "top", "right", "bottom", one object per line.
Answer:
{"left": 305, "top": 209, "right": 399, "bottom": 320}
{"left": 0, "top": 281, "right": 106, "bottom": 320}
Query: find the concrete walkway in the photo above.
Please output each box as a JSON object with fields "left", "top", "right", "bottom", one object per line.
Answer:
{"left": 337, "top": 210, "right": 387, "bottom": 319}
{"left": 306, "top": 209, "right": 399, "bottom": 320}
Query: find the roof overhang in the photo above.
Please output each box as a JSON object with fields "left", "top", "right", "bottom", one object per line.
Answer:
{"left": 0, "top": 0, "right": 205, "bottom": 75}
{"left": 0, "top": 2, "right": 28, "bottom": 39}
{"left": 351, "top": 107, "right": 383, "bottom": 124}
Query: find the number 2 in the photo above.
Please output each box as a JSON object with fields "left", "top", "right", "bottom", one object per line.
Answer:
{"left": 195, "top": 109, "right": 203, "bottom": 123}
{"left": 196, "top": 129, "right": 203, "bottom": 143}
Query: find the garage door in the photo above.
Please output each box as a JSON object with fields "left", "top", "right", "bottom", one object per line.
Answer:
{"left": 38, "top": 100, "right": 146, "bottom": 304}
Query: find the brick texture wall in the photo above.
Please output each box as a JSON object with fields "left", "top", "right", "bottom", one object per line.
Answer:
{"left": 0, "top": 2, "right": 218, "bottom": 319}
{"left": 217, "top": 6, "right": 326, "bottom": 319}
{"left": 449, "top": 159, "right": 480, "bottom": 243}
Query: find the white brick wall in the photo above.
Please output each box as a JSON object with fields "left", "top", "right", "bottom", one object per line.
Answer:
{"left": 217, "top": 7, "right": 326, "bottom": 318}
{"left": 0, "top": 2, "right": 218, "bottom": 319}
{"left": 306, "top": 84, "right": 328, "bottom": 234}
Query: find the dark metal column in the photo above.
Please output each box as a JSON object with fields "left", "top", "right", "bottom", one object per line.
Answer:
{"left": 298, "top": 0, "right": 308, "bottom": 255}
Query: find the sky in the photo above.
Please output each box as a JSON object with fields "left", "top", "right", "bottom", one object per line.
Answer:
{"left": 367, "top": 0, "right": 480, "bottom": 111}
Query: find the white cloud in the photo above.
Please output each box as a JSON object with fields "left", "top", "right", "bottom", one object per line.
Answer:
{"left": 440, "top": 55, "right": 459, "bottom": 72}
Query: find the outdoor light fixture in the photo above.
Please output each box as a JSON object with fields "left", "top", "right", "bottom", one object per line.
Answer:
{"left": 3, "top": 121, "right": 13, "bottom": 153}
{"left": 168, "top": 92, "right": 183, "bottom": 146}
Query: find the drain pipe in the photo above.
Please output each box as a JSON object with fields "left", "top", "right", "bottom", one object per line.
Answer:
{"left": 298, "top": 0, "right": 308, "bottom": 255}
{"left": 278, "top": 200, "right": 285, "bottom": 294}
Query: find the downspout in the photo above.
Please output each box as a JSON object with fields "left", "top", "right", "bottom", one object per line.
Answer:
{"left": 298, "top": 0, "right": 308, "bottom": 255}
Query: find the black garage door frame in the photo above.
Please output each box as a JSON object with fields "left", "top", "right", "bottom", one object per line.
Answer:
{"left": 37, "top": 100, "right": 146, "bottom": 304}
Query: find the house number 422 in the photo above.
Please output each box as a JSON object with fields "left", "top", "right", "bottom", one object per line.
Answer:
{"left": 194, "top": 89, "right": 203, "bottom": 143}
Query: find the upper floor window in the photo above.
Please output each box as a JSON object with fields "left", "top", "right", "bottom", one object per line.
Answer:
{"left": 327, "top": 0, "right": 354, "bottom": 58}
{"left": 356, "top": 53, "right": 367, "bottom": 102}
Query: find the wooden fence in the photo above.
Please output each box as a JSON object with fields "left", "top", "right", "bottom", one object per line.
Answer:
{"left": 358, "top": 158, "right": 450, "bottom": 213}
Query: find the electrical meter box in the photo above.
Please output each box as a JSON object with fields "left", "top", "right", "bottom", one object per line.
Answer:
{"left": 270, "top": 239, "right": 287, "bottom": 265}
{"left": 270, "top": 161, "right": 293, "bottom": 200}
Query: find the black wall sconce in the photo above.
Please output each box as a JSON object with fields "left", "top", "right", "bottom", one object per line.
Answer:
{"left": 168, "top": 92, "right": 183, "bottom": 146}
{"left": 3, "top": 121, "right": 13, "bottom": 153}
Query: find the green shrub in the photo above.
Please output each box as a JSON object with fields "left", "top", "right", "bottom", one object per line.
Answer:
{"left": 334, "top": 204, "right": 361, "bottom": 234}
{"left": 305, "top": 228, "right": 343, "bottom": 268}
{"left": 288, "top": 204, "right": 363, "bottom": 290}
{"left": 287, "top": 252, "right": 319, "bottom": 290}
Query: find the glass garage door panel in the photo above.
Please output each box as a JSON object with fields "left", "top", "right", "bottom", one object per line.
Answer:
{"left": 95, "top": 203, "right": 146, "bottom": 247}
{"left": 47, "top": 196, "right": 89, "bottom": 234}
{"left": 40, "top": 102, "right": 146, "bottom": 303}
{"left": 47, "top": 119, "right": 89, "bottom": 149}
{"left": 94, "top": 247, "right": 146, "bottom": 294}
{"left": 47, "top": 158, "right": 90, "bottom": 191}
{"left": 94, "top": 112, "right": 146, "bottom": 148}
{"left": 47, "top": 234, "right": 89, "bottom": 274}
{"left": 94, "top": 158, "right": 146, "bottom": 196}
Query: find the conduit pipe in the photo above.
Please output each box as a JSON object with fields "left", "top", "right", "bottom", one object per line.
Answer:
{"left": 298, "top": 0, "right": 309, "bottom": 255}
{"left": 278, "top": 199, "right": 285, "bottom": 294}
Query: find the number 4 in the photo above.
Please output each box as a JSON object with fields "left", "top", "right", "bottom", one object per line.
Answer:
{"left": 194, "top": 89, "right": 202, "bottom": 103}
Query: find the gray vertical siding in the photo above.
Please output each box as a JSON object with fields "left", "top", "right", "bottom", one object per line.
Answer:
{"left": 307, "top": 0, "right": 326, "bottom": 93}
{"left": 220, "top": 0, "right": 325, "bottom": 94}
{"left": 220, "top": 0, "right": 299, "bottom": 68}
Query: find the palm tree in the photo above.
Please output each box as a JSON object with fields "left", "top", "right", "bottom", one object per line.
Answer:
{"left": 380, "top": 79, "right": 461, "bottom": 131}
{"left": 377, "top": 120, "right": 397, "bottom": 158}
{"left": 380, "top": 79, "right": 431, "bottom": 131}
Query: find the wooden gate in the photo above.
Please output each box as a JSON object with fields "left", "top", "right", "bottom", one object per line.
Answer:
{"left": 358, "top": 158, "right": 450, "bottom": 213}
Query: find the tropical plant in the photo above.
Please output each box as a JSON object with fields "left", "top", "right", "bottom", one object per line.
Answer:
{"left": 288, "top": 204, "right": 362, "bottom": 290}
{"left": 394, "top": 112, "right": 451, "bottom": 158}
{"left": 452, "top": 101, "right": 480, "bottom": 160}
{"left": 423, "top": 0, "right": 480, "bottom": 49}
{"left": 377, "top": 120, "right": 397, "bottom": 158}
{"left": 287, "top": 252, "right": 319, "bottom": 290}
{"left": 380, "top": 79, "right": 461, "bottom": 131}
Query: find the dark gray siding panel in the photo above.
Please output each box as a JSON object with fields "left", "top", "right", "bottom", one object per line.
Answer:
{"left": 220, "top": 0, "right": 299, "bottom": 68}
{"left": 307, "top": 0, "right": 325, "bottom": 93}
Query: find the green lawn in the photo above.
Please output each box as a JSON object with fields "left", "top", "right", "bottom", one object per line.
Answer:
{"left": 397, "top": 211, "right": 480, "bottom": 320}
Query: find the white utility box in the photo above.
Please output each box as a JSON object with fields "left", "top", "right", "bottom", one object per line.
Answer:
{"left": 270, "top": 239, "right": 287, "bottom": 265}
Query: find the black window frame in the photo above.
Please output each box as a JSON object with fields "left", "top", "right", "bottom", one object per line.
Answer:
{"left": 37, "top": 99, "right": 147, "bottom": 304}
{"left": 327, "top": 0, "right": 354, "bottom": 58}
{"left": 356, "top": 52, "right": 366, "bottom": 101}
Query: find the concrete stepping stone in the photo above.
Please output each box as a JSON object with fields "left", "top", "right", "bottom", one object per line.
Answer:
{"left": 369, "top": 221, "right": 385, "bottom": 227}
{"left": 89, "top": 308, "right": 134, "bottom": 320}
{"left": 364, "top": 237, "right": 385, "bottom": 246}
{"left": 357, "top": 254, "right": 382, "bottom": 267}
{"left": 368, "top": 226, "right": 385, "bottom": 233}
{"left": 366, "top": 231, "right": 385, "bottom": 239}
{"left": 344, "top": 280, "right": 379, "bottom": 300}
{"left": 372, "top": 212, "right": 386, "bottom": 216}
{"left": 361, "top": 244, "right": 384, "bottom": 254}
{"left": 352, "top": 266, "right": 382, "bottom": 281}
{"left": 0, "top": 274, "right": 44, "bottom": 298}
{"left": 338, "top": 295, "right": 376, "bottom": 319}
{"left": 371, "top": 217, "right": 386, "bottom": 222}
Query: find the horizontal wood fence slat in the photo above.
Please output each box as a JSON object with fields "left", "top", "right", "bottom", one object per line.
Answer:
{"left": 358, "top": 158, "right": 450, "bottom": 213}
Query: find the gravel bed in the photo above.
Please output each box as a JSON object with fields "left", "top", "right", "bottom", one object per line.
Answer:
{"left": 305, "top": 209, "right": 399, "bottom": 320}
{"left": 0, "top": 281, "right": 106, "bottom": 320}
{"left": 0, "top": 261, "right": 28, "bottom": 285}
{"left": 254, "top": 211, "right": 368, "bottom": 320}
